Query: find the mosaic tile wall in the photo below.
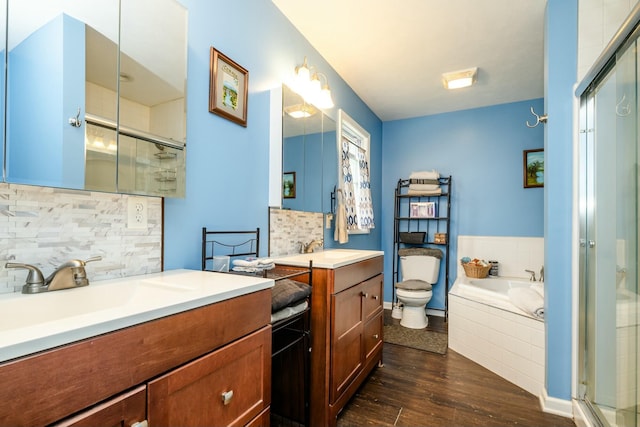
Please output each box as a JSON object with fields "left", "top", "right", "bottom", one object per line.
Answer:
{"left": 269, "top": 208, "right": 324, "bottom": 256}
{"left": 0, "top": 183, "right": 162, "bottom": 294}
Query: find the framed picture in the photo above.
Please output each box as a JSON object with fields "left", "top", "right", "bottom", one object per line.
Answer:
{"left": 209, "top": 47, "right": 248, "bottom": 127}
{"left": 283, "top": 172, "right": 296, "bottom": 198}
{"left": 409, "top": 202, "right": 436, "bottom": 218}
{"left": 523, "top": 148, "right": 544, "bottom": 188}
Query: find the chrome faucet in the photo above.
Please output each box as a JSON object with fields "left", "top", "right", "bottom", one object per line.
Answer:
{"left": 302, "top": 239, "right": 324, "bottom": 253}
{"left": 525, "top": 269, "right": 537, "bottom": 281}
{"left": 6, "top": 256, "right": 102, "bottom": 294}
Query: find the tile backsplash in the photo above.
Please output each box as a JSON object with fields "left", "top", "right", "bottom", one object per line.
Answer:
{"left": 0, "top": 183, "right": 162, "bottom": 294}
{"left": 456, "top": 235, "right": 544, "bottom": 279}
{"left": 269, "top": 208, "right": 324, "bottom": 256}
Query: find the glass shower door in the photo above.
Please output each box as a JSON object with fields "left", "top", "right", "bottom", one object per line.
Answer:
{"left": 579, "top": 36, "right": 639, "bottom": 427}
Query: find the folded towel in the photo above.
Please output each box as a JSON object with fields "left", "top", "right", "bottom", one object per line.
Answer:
{"left": 271, "top": 279, "right": 311, "bottom": 312}
{"left": 409, "top": 170, "right": 440, "bottom": 180}
{"left": 530, "top": 283, "right": 544, "bottom": 298}
{"left": 408, "top": 183, "right": 440, "bottom": 191}
{"left": 407, "top": 188, "right": 442, "bottom": 196}
{"left": 232, "top": 264, "right": 274, "bottom": 273}
{"left": 508, "top": 287, "right": 544, "bottom": 319}
{"left": 271, "top": 300, "right": 308, "bottom": 323}
{"left": 233, "top": 258, "right": 274, "bottom": 267}
{"left": 409, "top": 178, "right": 440, "bottom": 185}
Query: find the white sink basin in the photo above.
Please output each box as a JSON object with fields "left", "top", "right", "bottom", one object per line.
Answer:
{"left": 320, "top": 250, "right": 364, "bottom": 259}
{"left": 275, "top": 249, "right": 383, "bottom": 269}
{"left": 0, "top": 269, "right": 274, "bottom": 363}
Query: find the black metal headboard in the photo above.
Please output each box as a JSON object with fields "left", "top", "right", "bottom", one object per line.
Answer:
{"left": 201, "top": 227, "right": 260, "bottom": 271}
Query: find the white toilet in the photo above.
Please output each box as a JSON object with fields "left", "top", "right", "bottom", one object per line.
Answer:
{"left": 395, "top": 248, "right": 442, "bottom": 329}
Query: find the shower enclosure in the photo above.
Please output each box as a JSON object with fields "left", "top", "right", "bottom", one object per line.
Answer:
{"left": 577, "top": 9, "right": 640, "bottom": 427}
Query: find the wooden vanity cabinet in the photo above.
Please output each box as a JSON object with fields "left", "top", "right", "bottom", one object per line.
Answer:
{"left": 0, "top": 289, "right": 271, "bottom": 427}
{"left": 277, "top": 255, "right": 384, "bottom": 427}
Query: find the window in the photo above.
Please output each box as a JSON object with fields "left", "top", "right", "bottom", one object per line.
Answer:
{"left": 337, "top": 109, "right": 374, "bottom": 234}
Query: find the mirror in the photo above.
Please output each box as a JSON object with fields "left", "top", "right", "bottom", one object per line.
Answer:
{"left": 5, "top": 0, "right": 187, "bottom": 197}
{"left": 0, "top": 0, "right": 5, "bottom": 176}
{"left": 281, "top": 84, "right": 336, "bottom": 212}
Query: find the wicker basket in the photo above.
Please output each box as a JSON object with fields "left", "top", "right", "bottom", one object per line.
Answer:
{"left": 462, "top": 263, "right": 491, "bottom": 278}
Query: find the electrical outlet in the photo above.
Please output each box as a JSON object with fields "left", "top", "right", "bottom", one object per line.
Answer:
{"left": 127, "top": 197, "right": 148, "bottom": 229}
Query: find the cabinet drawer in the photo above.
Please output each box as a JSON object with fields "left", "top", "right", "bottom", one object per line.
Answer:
{"left": 52, "top": 385, "right": 146, "bottom": 427}
{"left": 362, "top": 274, "right": 383, "bottom": 321}
{"left": 148, "top": 326, "right": 271, "bottom": 427}
{"left": 364, "top": 313, "right": 383, "bottom": 361}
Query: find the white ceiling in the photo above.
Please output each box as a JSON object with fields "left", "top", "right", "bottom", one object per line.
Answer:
{"left": 272, "top": 0, "right": 547, "bottom": 121}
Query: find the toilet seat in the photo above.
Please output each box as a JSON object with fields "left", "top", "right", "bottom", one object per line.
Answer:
{"left": 396, "top": 288, "right": 432, "bottom": 299}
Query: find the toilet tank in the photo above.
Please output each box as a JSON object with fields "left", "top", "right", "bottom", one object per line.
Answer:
{"left": 400, "top": 255, "right": 441, "bottom": 284}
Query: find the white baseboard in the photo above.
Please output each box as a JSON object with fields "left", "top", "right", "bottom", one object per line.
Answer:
{"left": 539, "top": 388, "right": 573, "bottom": 419}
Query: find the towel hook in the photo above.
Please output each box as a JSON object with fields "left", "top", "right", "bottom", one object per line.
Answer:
{"left": 526, "top": 107, "right": 548, "bottom": 128}
{"left": 616, "top": 94, "right": 631, "bottom": 117}
{"left": 68, "top": 107, "right": 82, "bottom": 128}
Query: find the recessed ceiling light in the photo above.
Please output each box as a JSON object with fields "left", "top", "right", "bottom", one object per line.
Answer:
{"left": 442, "top": 67, "right": 478, "bottom": 90}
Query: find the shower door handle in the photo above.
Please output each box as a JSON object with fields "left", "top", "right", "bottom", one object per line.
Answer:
{"left": 588, "top": 240, "right": 595, "bottom": 248}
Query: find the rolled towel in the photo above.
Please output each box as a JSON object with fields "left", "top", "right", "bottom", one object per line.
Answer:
{"left": 407, "top": 188, "right": 442, "bottom": 196}
{"left": 408, "top": 183, "right": 440, "bottom": 191}
{"left": 507, "top": 287, "right": 544, "bottom": 319}
{"left": 409, "top": 170, "right": 440, "bottom": 180}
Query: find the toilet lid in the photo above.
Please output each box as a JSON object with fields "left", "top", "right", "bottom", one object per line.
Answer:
{"left": 395, "top": 279, "right": 432, "bottom": 291}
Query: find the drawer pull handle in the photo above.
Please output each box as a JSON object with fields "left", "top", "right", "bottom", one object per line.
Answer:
{"left": 221, "top": 390, "right": 234, "bottom": 406}
{"left": 373, "top": 334, "right": 379, "bottom": 339}
{"left": 131, "top": 421, "right": 148, "bottom": 427}
{"left": 361, "top": 292, "right": 368, "bottom": 298}
{"left": 373, "top": 295, "right": 379, "bottom": 300}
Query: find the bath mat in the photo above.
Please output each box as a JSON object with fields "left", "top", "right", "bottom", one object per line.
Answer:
{"left": 383, "top": 310, "right": 448, "bottom": 355}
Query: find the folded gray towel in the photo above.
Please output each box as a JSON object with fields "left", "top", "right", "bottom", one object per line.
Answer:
{"left": 271, "top": 279, "right": 311, "bottom": 312}
{"left": 398, "top": 247, "right": 443, "bottom": 259}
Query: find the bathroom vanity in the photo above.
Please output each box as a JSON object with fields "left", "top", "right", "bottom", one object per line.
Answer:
{"left": 0, "top": 270, "right": 273, "bottom": 426}
{"left": 274, "top": 249, "right": 384, "bottom": 427}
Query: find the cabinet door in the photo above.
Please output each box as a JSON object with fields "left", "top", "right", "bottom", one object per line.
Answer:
{"left": 147, "top": 326, "right": 271, "bottom": 427}
{"left": 52, "top": 385, "right": 146, "bottom": 427}
{"left": 364, "top": 313, "right": 383, "bottom": 361}
{"left": 361, "top": 274, "right": 383, "bottom": 322}
{"left": 330, "top": 283, "right": 364, "bottom": 403}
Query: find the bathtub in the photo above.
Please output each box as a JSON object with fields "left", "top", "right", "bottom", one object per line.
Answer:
{"left": 448, "top": 276, "right": 546, "bottom": 397}
{"left": 450, "top": 277, "right": 542, "bottom": 319}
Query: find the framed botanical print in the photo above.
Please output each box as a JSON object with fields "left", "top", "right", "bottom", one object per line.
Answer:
{"left": 209, "top": 47, "right": 248, "bottom": 127}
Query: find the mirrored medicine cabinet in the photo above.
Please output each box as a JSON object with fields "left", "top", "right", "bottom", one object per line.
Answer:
{"left": 281, "top": 84, "right": 337, "bottom": 213}
{"left": 2, "top": 0, "right": 187, "bottom": 197}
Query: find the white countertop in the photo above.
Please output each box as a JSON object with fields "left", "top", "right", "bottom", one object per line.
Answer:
{"left": 274, "top": 249, "right": 384, "bottom": 269}
{"left": 0, "top": 269, "right": 273, "bottom": 363}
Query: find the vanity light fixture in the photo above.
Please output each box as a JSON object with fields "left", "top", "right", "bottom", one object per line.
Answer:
{"left": 284, "top": 103, "right": 317, "bottom": 119}
{"left": 442, "top": 67, "right": 478, "bottom": 90}
{"left": 293, "top": 57, "right": 335, "bottom": 109}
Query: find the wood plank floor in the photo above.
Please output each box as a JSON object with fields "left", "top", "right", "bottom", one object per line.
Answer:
{"left": 336, "top": 314, "right": 575, "bottom": 427}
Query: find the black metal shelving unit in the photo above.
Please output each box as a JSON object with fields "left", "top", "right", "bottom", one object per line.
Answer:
{"left": 392, "top": 176, "right": 452, "bottom": 319}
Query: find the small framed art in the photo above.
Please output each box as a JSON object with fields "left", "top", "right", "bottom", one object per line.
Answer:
{"left": 523, "top": 148, "right": 544, "bottom": 188}
{"left": 209, "top": 47, "right": 249, "bottom": 127}
{"left": 283, "top": 172, "right": 296, "bottom": 198}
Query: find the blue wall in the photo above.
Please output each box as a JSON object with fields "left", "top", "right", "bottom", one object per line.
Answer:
{"left": 163, "top": 0, "right": 382, "bottom": 270}
{"left": 544, "top": 0, "right": 577, "bottom": 402}
{"left": 381, "top": 99, "right": 545, "bottom": 308}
